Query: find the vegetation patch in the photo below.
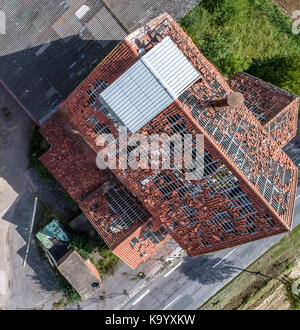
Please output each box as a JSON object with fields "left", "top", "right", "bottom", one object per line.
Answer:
{"left": 199, "top": 224, "right": 300, "bottom": 310}
{"left": 69, "top": 233, "right": 120, "bottom": 278}
{"left": 28, "top": 124, "right": 55, "bottom": 181}
{"left": 179, "top": 0, "right": 300, "bottom": 95}
{"left": 57, "top": 276, "right": 81, "bottom": 305}
{"left": 284, "top": 277, "right": 300, "bottom": 309}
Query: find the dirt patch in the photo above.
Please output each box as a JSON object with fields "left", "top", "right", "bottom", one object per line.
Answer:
{"left": 274, "top": 0, "right": 300, "bottom": 18}
{"left": 241, "top": 262, "right": 300, "bottom": 310}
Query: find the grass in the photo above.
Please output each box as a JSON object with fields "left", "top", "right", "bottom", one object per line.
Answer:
{"left": 57, "top": 276, "right": 81, "bottom": 305}
{"left": 179, "top": 0, "right": 300, "bottom": 95}
{"left": 284, "top": 277, "right": 300, "bottom": 309}
{"left": 199, "top": 223, "right": 300, "bottom": 310}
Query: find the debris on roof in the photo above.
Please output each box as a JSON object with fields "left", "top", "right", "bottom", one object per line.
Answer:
{"left": 40, "top": 12, "right": 298, "bottom": 267}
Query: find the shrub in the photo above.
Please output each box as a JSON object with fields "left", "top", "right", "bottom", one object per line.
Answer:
{"left": 69, "top": 233, "right": 120, "bottom": 277}
{"left": 28, "top": 125, "right": 55, "bottom": 181}
{"left": 284, "top": 277, "right": 300, "bottom": 310}
{"left": 247, "top": 55, "right": 300, "bottom": 96}
{"left": 58, "top": 276, "right": 81, "bottom": 304}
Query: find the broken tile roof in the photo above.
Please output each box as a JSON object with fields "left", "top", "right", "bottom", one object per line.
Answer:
{"left": 40, "top": 112, "right": 109, "bottom": 204}
{"left": 39, "top": 112, "right": 169, "bottom": 269}
{"left": 126, "top": 13, "right": 298, "bottom": 228}
{"left": 229, "top": 71, "right": 298, "bottom": 147}
{"left": 42, "top": 12, "right": 298, "bottom": 263}
{"left": 228, "top": 71, "right": 297, "bottom": 125}
{"left": 112, "top": 101, "right": 291, "bottom": 254}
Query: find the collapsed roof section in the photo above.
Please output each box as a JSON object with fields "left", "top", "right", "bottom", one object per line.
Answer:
{"left": 39, "top": 112, "right": 169, "bottom": 269}
{"left": 44, "top": 12, "right": 298, "bottom": 261}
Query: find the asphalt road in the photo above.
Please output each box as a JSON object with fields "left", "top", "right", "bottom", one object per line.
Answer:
{"left": 121, "top": 189, "right": 300, "bottom": 310}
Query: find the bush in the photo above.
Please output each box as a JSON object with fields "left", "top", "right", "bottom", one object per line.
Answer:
{"left": 69, "top": 233, "right": 120, "bottom": 277}
{"left": 69, "top": 234, "right": 104, "bottom": 260}
{"left": 96, "top": 247, "right": 120, "bottom": 277}
{"left": 58, "top": 276, "right": 81, "bottom": 304}
{"left": 179, "top": 0, "right": 300, "bottom": 82}
{"left": 284, "top": 278, "right": 300, "bottom": 310}
{"left": 247, "top": 55, "right": 300, "bottom": 96}
{"left": 28, "top": 125, "right": 55, "bottom": 181}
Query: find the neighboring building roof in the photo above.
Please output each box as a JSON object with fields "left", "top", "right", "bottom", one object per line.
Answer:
{"left": 36, "top": 219, "right": 69, "bottom": 250}
{"left": 57, "top": 249, "right": 101, "bottom": 301}
{"left": 69, "top": 214, "right": 97, "bottom": 237}
{"left": 36, "top": 219, "right": 70, "bottom": 263}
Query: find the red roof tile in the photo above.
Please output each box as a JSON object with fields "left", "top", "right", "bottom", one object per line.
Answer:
{"left": 40, "top": 12, "right": 298, "bottom": 265}
{"left": 40, "top": 112, "right": 169, "bottom": 268}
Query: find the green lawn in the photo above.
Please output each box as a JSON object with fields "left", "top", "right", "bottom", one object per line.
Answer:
{"left": 179, "top": 0, "right": 300, "bottom": 95}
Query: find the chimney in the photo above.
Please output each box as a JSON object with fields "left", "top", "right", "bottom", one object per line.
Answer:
{"left": 210, "top": 92, "right": 244, "bottom": 109}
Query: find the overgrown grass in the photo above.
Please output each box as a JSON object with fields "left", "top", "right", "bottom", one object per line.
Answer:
{"left": 284, "top": 277, "right": 300, "bottom": 309}
{"left": 199, "top": 224, "right": 300, "bottom": 310}
{"left": 179, "top": 0, "right": 300, "bottom": 95}
{"left": 28, "top": 125, "right": 55, "bottom": 181}
{"left": 69, "top": 233, "right": 120, "bottom": 278}
{"left": 58, "top": 276, "right": 81, "bottom": 305}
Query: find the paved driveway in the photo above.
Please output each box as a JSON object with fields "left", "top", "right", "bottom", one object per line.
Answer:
{"left": 0, "top": 85, "right": 62, "bottom": 310}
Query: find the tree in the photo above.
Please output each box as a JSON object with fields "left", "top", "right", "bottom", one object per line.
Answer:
{"left": 248, "top": 55, "right": 300, "bottom": 96}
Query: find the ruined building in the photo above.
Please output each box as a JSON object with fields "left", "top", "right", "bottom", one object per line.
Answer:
{"left": 40, "top": 13, "right": 298, "bottom": 268}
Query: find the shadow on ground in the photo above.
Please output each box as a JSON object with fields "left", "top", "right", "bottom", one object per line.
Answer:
{"left": 0, "top": 34, "right": 120, "bottom": 296}
{"left": 179, "top": 255, "right": 237, "bottom": 285}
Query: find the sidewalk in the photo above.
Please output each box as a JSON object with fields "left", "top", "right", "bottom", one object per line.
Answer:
{"left": 72, "top": 239, "right": 184, "bottom": 310}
